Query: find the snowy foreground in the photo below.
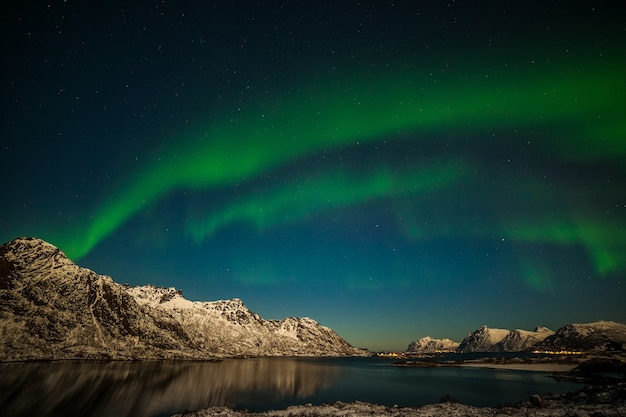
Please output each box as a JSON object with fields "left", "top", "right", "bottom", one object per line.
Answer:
{"left": 173, "top": 383, "right": 626, "bottom": 417}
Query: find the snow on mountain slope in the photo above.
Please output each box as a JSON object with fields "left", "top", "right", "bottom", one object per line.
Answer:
{"left": 457, "top": 325, "right": 510, "bottom": 352}
{"left": 406, "top": 336, "right": 459, "bottom": 353}
{"left": 0, "top": 237, "right": 365, "bottom": 361}
{"left": 491, "top": 326, "right": 555, "bottom": 352}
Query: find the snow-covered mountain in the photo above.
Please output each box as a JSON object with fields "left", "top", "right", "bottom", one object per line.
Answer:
{"left": 0, "top": 237, "right": 366, "bottom": 361}
{"left": 406, "top": 336, "right": 459, "bottom": 353}
{"left": 491, "top": 326, "right": 554, "bottom": 352}
{"left": 457, "top": 325, "right": 510, "bottom": 352}
{"left": 534, "top": 321, "right": 626, "bottom": 352}
{"left": 445, "top": 322, "right": 625, "bottom": 353}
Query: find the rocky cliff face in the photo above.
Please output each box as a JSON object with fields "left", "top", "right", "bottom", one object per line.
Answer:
{"left": 534, "top": 321, "right": 626, "bottom": 352}
{"left": 0, "top": 237, "right": 365, "bottom": 361}
{"left": 457, "top": 325, "right": 510, "bottom": 352}
{"left": 406, "top": 336, "right": 459, "bottom": 353}
{"left": 491, "top": 326, "right": 554, "bottom": 352}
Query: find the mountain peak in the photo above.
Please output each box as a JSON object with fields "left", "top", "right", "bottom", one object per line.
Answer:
{"left": 0, "top": 237, "right": 86, "bottom": 293}
{"left": 406, "top": 336, "right": 459, "bottom": 353}
{"left": 457, "top": 325, "right": 510, "bottom": 352}
{"left": 1, "top": 237, "right": 69, "bottom": 263}
{"left": 534, "top": 326, "right": 553, "bottom": 333}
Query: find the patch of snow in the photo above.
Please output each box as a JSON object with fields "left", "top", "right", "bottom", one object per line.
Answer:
{"left": 486, "top": 328, "right": 510, "bottom": 344}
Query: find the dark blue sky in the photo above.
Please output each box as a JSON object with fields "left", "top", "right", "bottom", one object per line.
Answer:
{"left": 2, "top": 1, "right": 625, "bottom": 351}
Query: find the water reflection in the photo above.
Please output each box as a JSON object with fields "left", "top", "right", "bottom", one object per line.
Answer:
{"left": 0, "top": 358, "right": 340, "bottom": 417}
{"left": 0, "top": 358, "right": 585, "bottom": 416}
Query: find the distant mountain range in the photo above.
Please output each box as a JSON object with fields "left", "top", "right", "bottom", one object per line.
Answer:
{"left": 457, "top": 325, "right": 556, "bottom": 353}
{"left": 407, "top": 321, "right": 626, "bottom": 354}
{"left": 0, "top": 237, "right": 366, "bottom": 361}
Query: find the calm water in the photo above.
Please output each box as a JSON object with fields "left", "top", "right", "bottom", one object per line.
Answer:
{"left": 0, "top": 356, "right": 583, "bottom": 417}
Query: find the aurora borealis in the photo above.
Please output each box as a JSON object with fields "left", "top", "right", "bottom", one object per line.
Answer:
{"left": 2, "top": 1, "right": 625, "bottom": 350}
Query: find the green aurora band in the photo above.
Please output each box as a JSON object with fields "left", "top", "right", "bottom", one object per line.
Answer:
{"left": 47, "top": 57, "right": 624, "bottom": 286}
{"left": 185, "top": 160, "right": 470, "bottom": 241}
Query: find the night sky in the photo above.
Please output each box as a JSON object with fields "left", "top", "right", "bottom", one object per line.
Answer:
{"left": 2, "top": 1, "right": 625, "bottom": 351}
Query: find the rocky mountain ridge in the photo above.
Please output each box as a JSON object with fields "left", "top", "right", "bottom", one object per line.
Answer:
{"left": 408, "top": 322, "right": 625, "bottom": 353}
{"left": 0, "top": 237, "right": 365, "bottom": 361}
{"left": 535, "top": 321, "right": 626, "bottom": 352}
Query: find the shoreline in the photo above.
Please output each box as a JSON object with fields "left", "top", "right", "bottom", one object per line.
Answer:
{"left": 390, "top": 356, "right": 585, "bottom": 371}
{"left": 172, "top": 383, "right": 626, "bottom": 417}
{"left": 456, "top": 362, "right": 579, "bottom": 372}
